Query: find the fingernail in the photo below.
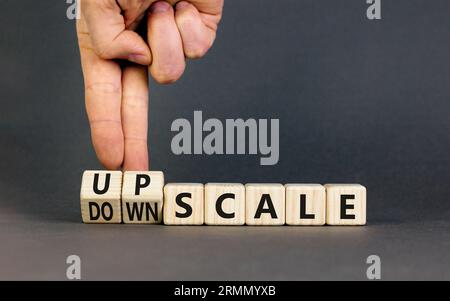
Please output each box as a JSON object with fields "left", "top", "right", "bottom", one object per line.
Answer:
{"left": 150, "top": 2, "right": 171, "bottom": 13}
{"left": 128, "top": 54, "right": 148, "bottom": 65}
{"left": 176, "top": 1, "right": 190, "bottom": 9}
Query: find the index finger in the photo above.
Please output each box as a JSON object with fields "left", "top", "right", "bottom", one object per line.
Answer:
{"left": 77, "top": 18, "right": 125, "bottom": 170}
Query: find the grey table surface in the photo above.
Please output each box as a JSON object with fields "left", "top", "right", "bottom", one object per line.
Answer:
{"left": 1, "top": 0, "right": 450, "bottom": 280}
{"left": 1, "top": 215, "right": 450, "bottom": 280}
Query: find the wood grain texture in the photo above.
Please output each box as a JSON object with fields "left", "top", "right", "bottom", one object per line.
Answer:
{"left": 245, "top": 184, "right": 285, "bottom": 226}
{"left": 121, "top": 171, "right": 164, "bottom": 224}
{"left": 285, "top": 184, "right": 326, "bottom": 226}
{"left": 80, "top": 170, "right": 122, "bottom": 224}
{"left": 325, "top": 184, "right": 367, "bottom": 225}
{"left": 205, "top": 183, "right": 245, "bottom": 225}
{"left": 163, "top": 183, "right": 204, "bottom": 225}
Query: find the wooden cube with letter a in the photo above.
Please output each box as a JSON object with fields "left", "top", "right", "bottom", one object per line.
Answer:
{"left": 163, "top": 183, "right": 204, "bottom": 225}
{"left": 205, "top": 183, "right": 245, "bottom": 225}
{"left": 121, "top": 171, "right": 164, "bottom": 224}
{"left": 325, "top": 184, "right": 366, "bottom": 225}
{"left": 285, "top": 184, "right": 326, "bottom": 226}
{"left": 80, "top": 170, "right": 122, "bottom": 223}
{"left": 245, "top": 184, "right": 285, "bottom": 225}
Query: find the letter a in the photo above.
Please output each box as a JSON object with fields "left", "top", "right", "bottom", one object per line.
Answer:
{"left": 367, "top": 0, "right": 381, "bottom": 20}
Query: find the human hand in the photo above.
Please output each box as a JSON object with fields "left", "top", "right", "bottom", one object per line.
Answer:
{"left": 77, "top": 0, "right": 223, "bottom": 170}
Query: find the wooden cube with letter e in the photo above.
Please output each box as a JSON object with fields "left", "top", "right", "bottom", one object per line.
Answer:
{"left": 325, "top": 184, "right": 366, "bottom": 225}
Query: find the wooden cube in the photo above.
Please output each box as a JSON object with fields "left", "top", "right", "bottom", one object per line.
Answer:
{"left": 121, "top": 171, "right": 164, "bottom": 224}
{"left": 245, "top": 184, "right": 285, "bottom": 225}
{"left": 285, "top": 184, "right": 326, "bottom": 226}
{"left": 205, "top": 183, "right": 245, "bottom": 225}
{"left": 163, "top": 183, "right": 204, "bottom": 225}
{"left": 80, "top": 170, "right": 122, "bottom": 223}
{"left": 325, "top": 184, "right": 366, "bottom": 225}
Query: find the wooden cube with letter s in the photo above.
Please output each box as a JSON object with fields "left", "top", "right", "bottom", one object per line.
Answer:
{"left": 80, "top": 170, "right": 123, "bottom": 223}
{"left": 163, "top": 183, "right": 204, "bottom": 225}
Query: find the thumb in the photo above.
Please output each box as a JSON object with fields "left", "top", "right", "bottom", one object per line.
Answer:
{"left": 81, "top": 0, "right": 151, "bottom": 65}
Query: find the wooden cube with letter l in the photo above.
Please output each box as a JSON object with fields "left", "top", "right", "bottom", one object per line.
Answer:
{"left": 325, "top": 184, "right": 367, "bottom": 225}
{"left": 285, "top": 184, "right": 326, "bottom": 225}
{"left": 121, "top": 171, "right": 164, "bottom": 224}
{"left": 80, "top": 170, "right": 123, "bottom": 223}
{"left": 163, "top": 183, "right": 204, "bottom": 225}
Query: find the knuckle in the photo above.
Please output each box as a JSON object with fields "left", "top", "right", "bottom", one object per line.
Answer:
{"left": 124, "top": 136, "right": 148, "bottom": 144}
{"left": 122, "top": 94, "right": 148, "bottom": 108}
{"left": 95, "top": 44, "right": 112, "bottom": 59}
{"left": 100, "top": 0, "right": 118, "bottom": 9}
{"left": 86, "top": 82, "right": 121, "bottom": 95}
{"left": 176, "top": 9, "right": 197, "bottom": 26}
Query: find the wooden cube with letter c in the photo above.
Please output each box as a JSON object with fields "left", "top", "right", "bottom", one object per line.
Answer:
{"left": 163, "top": 183, "right": 204, "bottom": 225}
{"left": 121, "top": 171, "right": 164, "bottom": 224}
{"left": 205, "top": 183, "right": 245, "bottom": 225}
{"left": 80, "top": 170, "right": 123, "bottom": 223}
{"left": 325, "top": 184, "right": 367, "bottom": 225}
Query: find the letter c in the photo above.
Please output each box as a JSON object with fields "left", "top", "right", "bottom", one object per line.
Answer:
{"left": 216, "top": 193, "right": 235, "bottom": 219}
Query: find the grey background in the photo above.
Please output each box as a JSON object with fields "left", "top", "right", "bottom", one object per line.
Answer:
{"left": 1, "top": 0, "right": 450, "bottom": 280}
